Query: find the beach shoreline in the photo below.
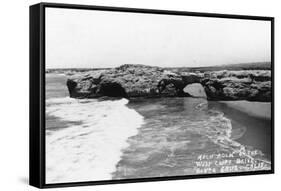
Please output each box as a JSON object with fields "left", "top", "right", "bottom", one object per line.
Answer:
{"left": 45, "top": 74, "right": 272, "bottom": 183}
{"left": 219, "top": 101, "right": 271, "bottom": 120}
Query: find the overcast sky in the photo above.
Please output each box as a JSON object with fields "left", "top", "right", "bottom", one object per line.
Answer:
{"left": 46, "top": 8, "right": 271, "bottom": 69}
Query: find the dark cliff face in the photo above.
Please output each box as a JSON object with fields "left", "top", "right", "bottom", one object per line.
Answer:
{"left": 66, "top": 64, "right": 198, "bottom": 98}
{"left": 66, "top": 64, "right": 271, "bottom": 102}
{"left": 201, "top": 70, "right": 271, "bottom": 102}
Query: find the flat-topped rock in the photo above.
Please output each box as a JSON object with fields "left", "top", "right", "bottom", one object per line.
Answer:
{"left": 201, "top": 70, "right": 271, "bottom": 102}
{"left": 66, "top": 64, "right": 201, "bottom": 98}
{"left": 66, "top": 65, "right": 271, "bottom": 102}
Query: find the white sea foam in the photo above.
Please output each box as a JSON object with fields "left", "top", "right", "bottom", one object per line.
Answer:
{"left": 199, "top": 109, "right": 271, "bottom": 167}
{"left": 45, "top": 97, "right": 144, "bottom": 183}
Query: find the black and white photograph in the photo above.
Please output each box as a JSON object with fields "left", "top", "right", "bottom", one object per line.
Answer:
{"left": 44, "top": 5, "right": 272, "bottom": 185}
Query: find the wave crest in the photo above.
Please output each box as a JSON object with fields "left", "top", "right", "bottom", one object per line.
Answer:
{"left": 46, "top": 97, "right": 143, "bottom": 183}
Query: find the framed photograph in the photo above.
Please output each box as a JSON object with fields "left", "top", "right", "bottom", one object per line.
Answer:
{"left": 29, "top": 2, "right": 274, "bottom": 188}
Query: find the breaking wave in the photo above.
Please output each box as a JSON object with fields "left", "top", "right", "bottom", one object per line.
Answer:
{"left": 192, "top": 105, "right": 271, "bottom": 168}
{"left": 45, "top": 97, "right": 144, "bottom": 183}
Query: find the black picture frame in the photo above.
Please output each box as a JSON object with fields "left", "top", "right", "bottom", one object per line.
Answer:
{"left": 30, "top": 2, "right": 275, "bottom": 189}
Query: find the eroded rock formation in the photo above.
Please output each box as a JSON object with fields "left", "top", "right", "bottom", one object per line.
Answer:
{"left": 67, "top": 64, "right": 196, "bottom": 98}
{"left": 201, "top": 70, "right": 271, "bottom": 101}
{"left": 66, "top": 64, "right": 271, "bottom": 102}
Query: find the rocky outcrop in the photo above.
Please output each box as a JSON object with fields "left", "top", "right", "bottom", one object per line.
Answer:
{"left": 66, "top": 64, "right": 200, "bottom": 98}
{"left": 66, "top": 71, "right": 104, "bottom": 98}
{"left": 201, "top": 70, "right": 271, "bottom": 102}
{"left": 66, "top": 64, "right": 271, "bottom": 102}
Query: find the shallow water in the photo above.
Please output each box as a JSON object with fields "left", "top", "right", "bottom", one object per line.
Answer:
{"left": 113, "top": 98, "right": 271, "bottom": 179}
{"left": 45, "top": 74, "right": 272, "bottom": 183}
{"left": 209, "top": 101, "right": 271, "bottom": 159}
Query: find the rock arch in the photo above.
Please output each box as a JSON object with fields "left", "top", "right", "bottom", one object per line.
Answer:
{"left": 99, "top": 82, "right": 127, "bottom": 98}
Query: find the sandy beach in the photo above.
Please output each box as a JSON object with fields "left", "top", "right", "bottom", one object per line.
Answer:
{"left": 220, "top": 101, "right": 271, "bottom": 120}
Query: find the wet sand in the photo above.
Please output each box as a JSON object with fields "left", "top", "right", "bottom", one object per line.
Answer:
{"left": 220, "top": 101, "right": 271, "bottom": 119}
{"left": 113, "top": 98, "right": 271, "bottom": 179}
{"left": 209, "top": 101, "right": 272, "bottom": 159}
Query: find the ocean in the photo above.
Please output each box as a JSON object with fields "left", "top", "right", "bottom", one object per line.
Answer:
{"left": 45, "top": 74, "right": 271, "bottom": 184}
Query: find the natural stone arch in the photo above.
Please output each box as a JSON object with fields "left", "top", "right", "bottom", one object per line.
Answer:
{"left": 99, "top": 82, "right": 127, "bottom": 98}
